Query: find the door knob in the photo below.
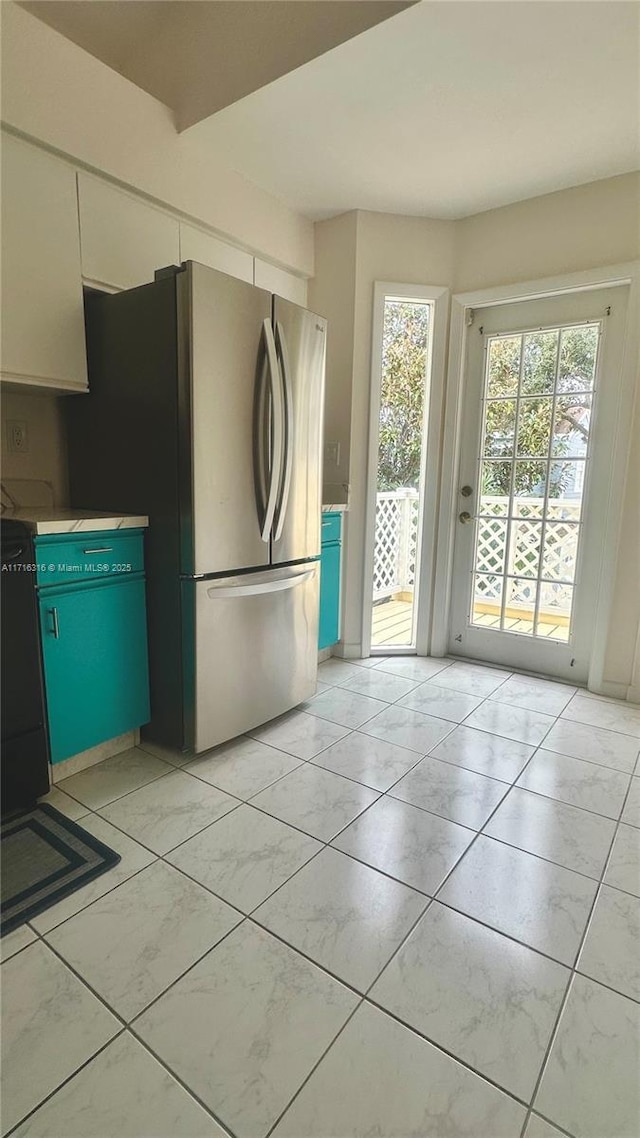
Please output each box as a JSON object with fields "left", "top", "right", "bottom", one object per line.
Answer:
{"left": 458, "top": 511, "right": 474, "bottom": 524}
{"left": 460, "top": 485, "right": 473, "bottom": 498}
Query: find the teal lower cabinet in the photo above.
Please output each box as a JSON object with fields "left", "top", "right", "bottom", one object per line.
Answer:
{"left": 319, "top": 512, "right": 342, "bottom": 650}
{"left": 36, "top": 529, "right": 150, "bottom": 764}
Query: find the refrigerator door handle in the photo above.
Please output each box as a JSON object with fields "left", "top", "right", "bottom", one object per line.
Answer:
{"left": 273, "top": 320, "right": 294, "bottom": 541}
{"left": 254, "top": 318, "right": 285, "bottom": 543}
{"left": 206, "top": 568, "right": 314, "bottom": 600}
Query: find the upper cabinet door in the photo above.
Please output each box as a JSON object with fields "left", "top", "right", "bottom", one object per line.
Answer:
{"left": 1, "top": 133, "right": 88, "bottom": 392}
{"left": 78, "top": 174, "right": 180, "bottom": 290}
{"left": 179, "top": 224, "right": 253, "bottom": 284}
{"left": 254, "top": 259, "right": 308, "bottom": 306}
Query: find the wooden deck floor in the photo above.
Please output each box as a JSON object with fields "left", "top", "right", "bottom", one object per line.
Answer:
{"left": 371, "top": 599, "right": 414, "bottom": 646}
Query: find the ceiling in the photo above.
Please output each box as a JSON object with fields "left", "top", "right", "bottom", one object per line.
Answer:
{"left": 19, "top": 1, "right": 416, "bottom": 130}
{"left": 19, "top": 1, "right": 640, "bottom": 221}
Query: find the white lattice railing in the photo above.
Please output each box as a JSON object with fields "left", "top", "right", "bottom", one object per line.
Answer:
{"left": 373, "top": 489, "right": 419, "bottom": 600}
{"left": 475, "top": 496, "right": 581, "bottom": 614}
{"left": 373, "top": 492, "right": 581, "bottom": 615}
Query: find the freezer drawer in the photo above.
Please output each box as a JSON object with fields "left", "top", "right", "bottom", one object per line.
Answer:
{"left": 186, "top": 562, "right": 319, "bottom": 753}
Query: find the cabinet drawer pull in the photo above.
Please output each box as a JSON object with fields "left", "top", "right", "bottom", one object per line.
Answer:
{"left": 82, "top": 547, "right": 113, "bottom": 554}
{"left": 49, "top": 607, "right": 60, "bottom": 639}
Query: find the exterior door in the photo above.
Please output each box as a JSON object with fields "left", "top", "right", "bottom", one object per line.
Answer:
{"left": 449, "top": 286, "right": 629, "bottom": 682}
{"left": 270, "top": 296, "right": 326, "bottom": 566}
{"left": 184, "top": 262, "right": 272, "bottom": 577}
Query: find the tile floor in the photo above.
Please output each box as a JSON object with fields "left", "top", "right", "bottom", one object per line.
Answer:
{"left": 2, "top": 656, "right": 640, "bottom": 1138}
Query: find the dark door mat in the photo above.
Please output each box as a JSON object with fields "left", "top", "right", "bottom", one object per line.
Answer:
{"left": 1, "top": 803, "right": 121, "bottom": 936}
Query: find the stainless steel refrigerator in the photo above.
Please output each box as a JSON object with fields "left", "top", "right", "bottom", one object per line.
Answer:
{"left": 66, "top": 261, "right": 326, "bottom": 753}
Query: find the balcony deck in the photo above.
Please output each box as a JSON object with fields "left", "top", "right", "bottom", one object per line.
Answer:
{"left": 371, "top": 599, "right": 414, "bottom": 646}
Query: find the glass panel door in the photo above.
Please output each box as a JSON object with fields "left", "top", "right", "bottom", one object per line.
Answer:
{"left": 448, "top": 286, "right": 629, "bottom": 682}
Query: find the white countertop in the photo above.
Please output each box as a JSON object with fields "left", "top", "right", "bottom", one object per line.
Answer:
{"left": 2, "top": 509, "right": 149, "bottom": 536}
{"left": 322, "top": 504, "right": 349, "bottom": 513}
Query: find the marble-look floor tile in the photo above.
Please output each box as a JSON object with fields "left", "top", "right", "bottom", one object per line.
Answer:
{"left": 254, "top": 847, "right": 427, "bottom": 991}
{"left": 438, "top": 835, "right": 597, "bottom": 966}
{"left": 59, "top": 747, "right": 173, "bottom": 810}
{"left": 12, "top": 1032, "right": 227, "bottom": 1138}
{"left": 1, "top": 941, "right": 119, "bottom": 1135}
{"left": 361, "top": 704, "right": 453, "bottom": 754}
{"left": 38, "top": 785, "right": 90, "bottom": 821}
{"left": 310, "top": 730, "right": 420, "bottom": 792}
{"left": 135, "top": 922, "right": 358, "bottom": 1138}
{"left": 429, "top": 725, "right": 534, "bottom": 783}
{"left": 30, "top": 815, "right": 156, "bottom": 934}
{"left": 517, "top": 749, "right": 630, "bottom": 820}
{"left": 578, "top": 885, "right": 640, "bottom": 1001}
{"left": 524, "top": 1116, "right": 569, "bottom": 1138}
{"left": 350, "top": 655, "right": 385, "bottom": 668}
{"left": 185, "top": 737, "right": 302, "bottom": 799}
{"left": 271, "top": 1003, "right": 526, "bottom": 1138}
{"left": 489, "top": 676, "right": 576, "bottom": 717}
{"left": 541, "top": 717, "right": 639, "bottom": 774}
{"left": 372, "top": 656, "right": 454, "bottom": 683}
{"left": 98, "top": 770, "right": 239, "bottom": 855}
{"left": 306, "top": 686, "right": 388, "bottom": 729}
{"left": 485, "top": 787, "right": 616, "bottom": 879}
{"left": 398, "top": 682, "right": 483, "bottom": 724}
{"left": 332, "top": 796, "right": 473, "bottom": 895}
{"left": 317, "top": 658, "right": 368, "bottom": 686}
{"left": 561, "top": 693, "right": 640, "bottom": 739}
{"left": 424, "top": 661, "right": 511, "bottom": 698}
{"left": 622, "top": 777, "right": 640, "bottom": 827}
{"left": 535, "top": 974, "right": 640, "bottom": 1138}
{"left": 0, "top": 923, "right": 36, "bottom": 963}
{"left": 371, "top": 902, "right": 569, "bottom": 1101}
{"left": 390, "top": 755, "right": 508, "bottom": 829}
{"left": 464, "top": 702, "right": 555, "bottom": 747}
{"left": 167, "top": 804, "right": 321, "bottom": 913}
{"left": 250, "top": 762, "right": 378, "bottom": 842}
{"left": 249, "top": 710, "right": 349, "bottom": 759}
{"left": 604, "top": 824, "right": 640, "bottom": 897}
{"left": 46, "top": 861, "right": 241, "bottom": 1020}
{"left": 337, "top": 667, "right": 419, "bottom": 703}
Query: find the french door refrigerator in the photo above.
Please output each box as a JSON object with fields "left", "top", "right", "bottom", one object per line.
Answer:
{"left": 66, "top": 261, "right": 326, "bottom": 753}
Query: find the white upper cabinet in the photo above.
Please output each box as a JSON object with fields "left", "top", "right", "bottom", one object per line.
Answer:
{"left": 1, "top": 133, "right": 88, "bottom": 392}
{"left": 254, "top": 259, "right": 308, "bottom": 307}
{"left": 78, "top": 174, "right": 180, "bottom": 290}
{"left": 179, "top": 224, "right": 253, "bottom": 283}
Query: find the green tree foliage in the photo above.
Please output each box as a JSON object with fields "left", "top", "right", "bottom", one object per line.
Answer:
{"left": 377, "top": 301, "right": 429, "bottom": 490}
{"left": 482, "top": 326, "right": 596, "bottom": 497}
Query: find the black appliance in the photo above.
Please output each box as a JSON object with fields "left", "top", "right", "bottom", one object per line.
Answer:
{"left": 1, "top": 520, "right": 51, "bottom": 810}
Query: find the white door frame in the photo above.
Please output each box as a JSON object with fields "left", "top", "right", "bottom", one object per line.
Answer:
{"left": 361, "top": 282, "right": 450, "bottom": 657}
{"left": 432, "top": 261, "right": 639, "bottom": 695}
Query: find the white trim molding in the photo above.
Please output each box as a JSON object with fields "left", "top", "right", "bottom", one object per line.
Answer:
{"left": 432, "top": 261, "right": 640, "bottom": 698}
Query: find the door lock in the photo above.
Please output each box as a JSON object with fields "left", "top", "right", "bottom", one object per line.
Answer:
{"left": 460, "top": 485, "right": 473, "bottom": 498}
{"left": 458, "top": 511, "right": 474, "bottom": 524}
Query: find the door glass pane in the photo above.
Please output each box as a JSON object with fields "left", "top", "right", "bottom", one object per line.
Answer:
{"left": 371, "top": 298, "right": 431, "bottom": 649}
{"left": 522, "top": 330, "right": 559, "bottom": 395}
{"left": 484, "top": 400, "right": 517, "bottom": 456}
{"left": 471, "top": 322, "right": 600, "bottom": 642}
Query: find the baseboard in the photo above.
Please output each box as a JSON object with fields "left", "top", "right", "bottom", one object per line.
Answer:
{"left": 317, "top": 647, "right": 333, "bottom": 663}
{"left": 586, "top": 680, "right": 630, "bottom": 702}
{"left": 51, "top": 730, "right": 138, "bottom": 782}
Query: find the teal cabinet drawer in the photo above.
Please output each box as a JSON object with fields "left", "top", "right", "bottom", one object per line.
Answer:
{"left": 319, "top": 541, "right": 341, "bottom": 650}
{"left": 39, "top": 576, "right": 150, "bottom": 763}
{"left": 321, "top": 512, "right": 342, "bottom": 545}
{"left": 35, "top": 529, "right": 145, "bottom": 587}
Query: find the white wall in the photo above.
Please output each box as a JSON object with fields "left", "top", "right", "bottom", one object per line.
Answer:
{"left": 0, "top": 2, "right": 313, "bottom": 277}
{"left": 1, "top": 392, "right": 68, "bottom": 505}
{"left": 316, "top": 176, "right": 640, "bottom": 697}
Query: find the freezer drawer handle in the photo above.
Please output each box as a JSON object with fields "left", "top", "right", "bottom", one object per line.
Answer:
{"left": 207, "top": 569, "right": 314, "bottom": 600}
{"left": 273, "top": 321, "right": 294, "bottom": 542}
{"left": 254, "top": 318, "right": 285, "bottom": 544}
